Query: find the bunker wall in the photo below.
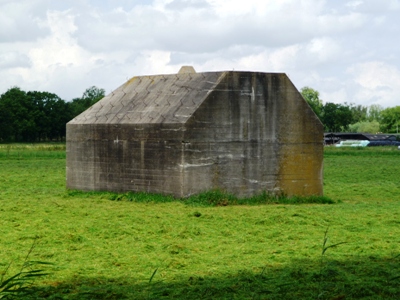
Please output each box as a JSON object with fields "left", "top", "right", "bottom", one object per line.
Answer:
{"left": 66, "top": 71, "right": 323, "bottom": 197}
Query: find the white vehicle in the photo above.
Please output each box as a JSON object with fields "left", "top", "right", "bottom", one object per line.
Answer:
{"left": 335, "top": 140, "right": 370, "bottom": 147}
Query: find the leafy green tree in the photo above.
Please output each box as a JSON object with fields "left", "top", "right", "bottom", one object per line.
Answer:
{"left": 301, "top": 87, "right": 323, "bottom": 120}
{"left": 0, "top": 87, "right": 71, "bottom": 142}
{"left": 27, "top": 91, "right": 70, "bottom": 141}
{"left": 349, "top": 120, "right": 380, "bottom": 133}
{"left": 380, "top": 106, "right": 400, "bottom": 133}
{"left": 0, "top": 89, "right": 16, "bottom": 141}
{"left": 321, "top": 102, "right": 353, "bottom": 132}
{"left": 82, "top": 86, "right": 106, "bottom": 103}
{"left": 0, "top": 87, "right": 37, "bottom": 142}
{"left": 0, "top": 86, "right": 106, "bottom": 142}
{"left": 349, "top": 104, "right": 367, "bottom": 123}
{"left": 367, "top": 104, "right": 383, "bottom": 122}
{"left": 68, "top": 86, "right": 105, "bottom": 118}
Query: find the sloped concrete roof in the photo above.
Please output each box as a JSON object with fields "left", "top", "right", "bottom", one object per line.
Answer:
{"left": 69, "top": 71, "right": 225, "bottom": 124}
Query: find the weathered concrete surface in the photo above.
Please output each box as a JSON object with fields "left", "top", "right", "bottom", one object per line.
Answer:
{"left": 67, "top": 70, "right": 323, "bottom": 197}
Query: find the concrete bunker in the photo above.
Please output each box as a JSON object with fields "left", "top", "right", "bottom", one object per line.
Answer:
{"left": 66, "top": 67, "right": 324, "bottom": 197}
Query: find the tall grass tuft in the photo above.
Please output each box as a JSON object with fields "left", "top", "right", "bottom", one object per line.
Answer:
{"left": 317, "top": 227, "right": 347, "bottom": 299}
{"left": 67, "top": 189, "right": 335, "bottom": 206}
{"left": 0, "top": 241, "right": 53, "bottom": 299}
{"left": 185, "top": 190, "right": 335, "bottom": 206}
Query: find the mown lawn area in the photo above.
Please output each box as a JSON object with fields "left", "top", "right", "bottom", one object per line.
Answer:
{"left": 0, "top": 144, "right": 399, "bottom": 299}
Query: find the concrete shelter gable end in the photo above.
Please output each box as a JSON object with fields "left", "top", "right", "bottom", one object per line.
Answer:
{"left": 66, "top": 69, "right": 323, "bottom": 197}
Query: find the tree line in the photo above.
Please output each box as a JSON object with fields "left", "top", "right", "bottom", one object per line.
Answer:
{"left": 301, "top": 87, "right": 400, "bottom": 134}
{"left": 0, "top": 85, "right": 399, "bottom": 142}
{"left": 0, "top": 86, "right": 105, "bottom": 142}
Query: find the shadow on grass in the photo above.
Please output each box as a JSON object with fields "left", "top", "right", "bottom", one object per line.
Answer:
{"left": 67, "top": 189, "right": 336, "bottom": 207}
{"left": 29, "top": 256, "right": 400, "bottom": 299}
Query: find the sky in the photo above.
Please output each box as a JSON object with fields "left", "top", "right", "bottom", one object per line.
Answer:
{"left": 1, "top": 0, "right": 399, "bottom": 108}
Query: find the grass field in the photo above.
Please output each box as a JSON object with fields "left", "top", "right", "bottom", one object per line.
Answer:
{"left": 0, "top": 144, "right": 399, "bottom": 299}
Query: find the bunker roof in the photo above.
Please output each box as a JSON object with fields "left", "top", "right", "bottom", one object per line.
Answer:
{"left": 69, "top": 69, "right": 230, "bottom": 125}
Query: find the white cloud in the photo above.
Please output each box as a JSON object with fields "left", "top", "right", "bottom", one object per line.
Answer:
{"left": 348, "top": 61, "right": 400, "bottom": 107}
{"left": 29, "top": 10, "right": 82, "bottom": 69}
{"left": 0, "top": 51, "right": 31, "bottom": 68}
{"left": 0, "top": 0, "right": 399, "bottom": 108}
{"left": 165, "top": 0, "right": 210, "bottom": 10}
{"left": 305, "top": 37, "right": 342, "bottom": 67}
{"left": 350, "top": 0, "right": 400, "bottom": 13}
{"left": 323, "top": 88, "right": 349, "bottom": 105}
{"left": 0, "top": 0, "right": 49, "bottom": 42}
{"left": 208, "top": 0, "right": 325, "bottom": 17}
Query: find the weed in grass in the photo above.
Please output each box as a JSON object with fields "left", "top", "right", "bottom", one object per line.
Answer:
{"left": 317, "top": 227, "right": 347, "bottom": 299}
{"left": 0, "top": 240, "right": 52, "bottom": 299}
{"left": 147, "top": 268, "right": 159, "bottom": 299}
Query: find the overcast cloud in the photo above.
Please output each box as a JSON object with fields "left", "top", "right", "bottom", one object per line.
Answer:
{"left": 1, "top": 0, "right": 399, "bottom": 107}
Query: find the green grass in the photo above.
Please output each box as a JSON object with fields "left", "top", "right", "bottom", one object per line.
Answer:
{"left": 0, "top": 144, "right": 399, "bottom": 299}
{"left": 324, "top": 146, "right": 400, "bottom": 203}
{"left": 0, "top": 143, "right": 66, "bottom": 160}
{"left": 69, "top": 189, "right": 335, "bottom": 207}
